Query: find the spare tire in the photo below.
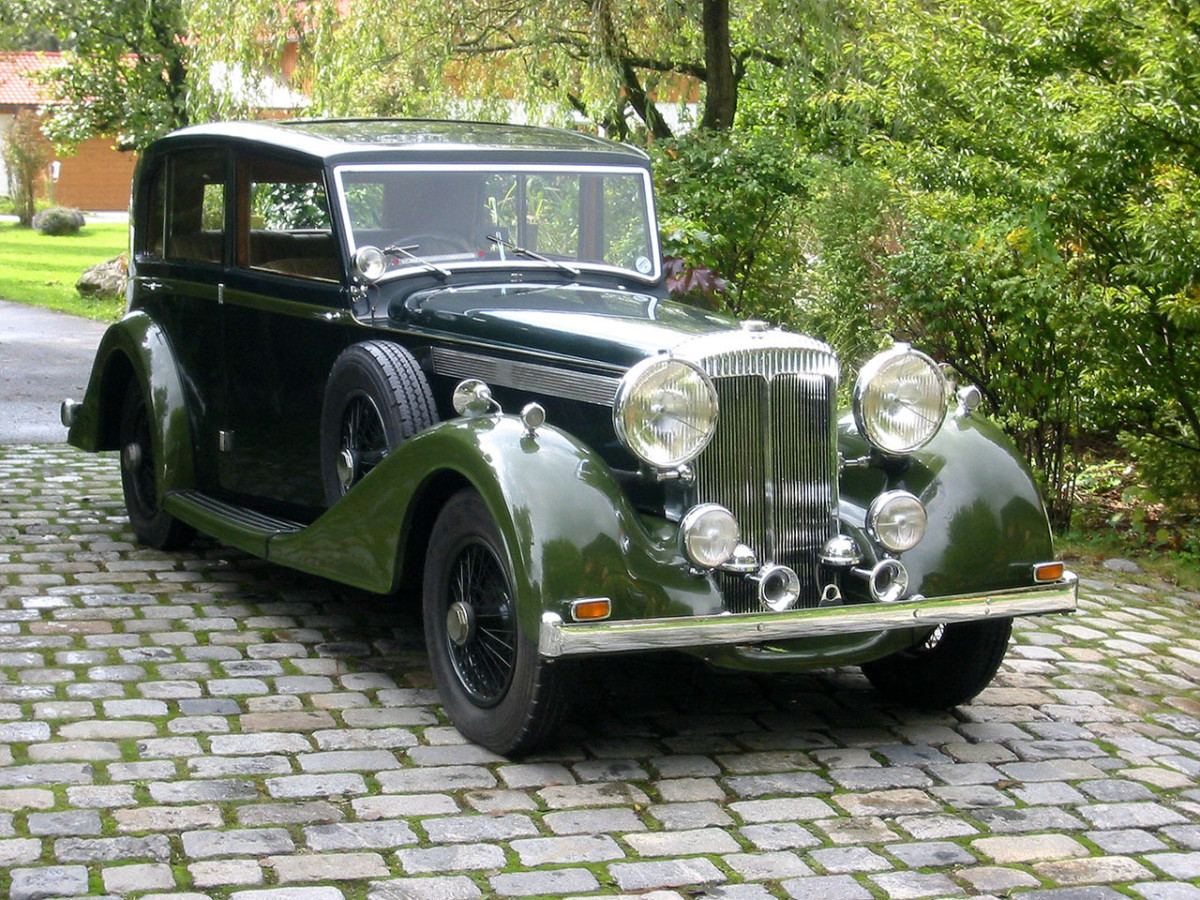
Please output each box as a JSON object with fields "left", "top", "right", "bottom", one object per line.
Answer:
{"left": 320, "top": 341, "right": 437, "bottom": 505}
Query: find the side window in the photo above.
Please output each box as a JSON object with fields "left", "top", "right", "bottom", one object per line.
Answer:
{"left": 165, "top": 150, "right": 227, "bottom": 264}
{"left": 139, "top": 159, "right": 167, "bottom": 258}
{"left": 241, "top": 157, "right": 340, "bottom": 281}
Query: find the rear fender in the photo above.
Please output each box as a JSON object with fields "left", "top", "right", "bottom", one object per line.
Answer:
{"left": 67, "top": 311, "right": 196, "bottom": 494}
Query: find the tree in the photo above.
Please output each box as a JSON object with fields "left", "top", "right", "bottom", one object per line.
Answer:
{"left": 190, "top": 0, "right": 851, "bottom": 139}
{"left": 2, "top": 110, "right": 50, "bottom": 226}
{"left": 0, "top": 0, "right": 191, "bottom": 150}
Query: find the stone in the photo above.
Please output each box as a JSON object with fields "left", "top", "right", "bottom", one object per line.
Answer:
{"left": 973, "top": 834, "right": 1091, "bottom": 863}
{"left": 10, "top": 865, "right": 90, "bottom": 900}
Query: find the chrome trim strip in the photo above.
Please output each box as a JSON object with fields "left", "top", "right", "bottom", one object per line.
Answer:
{"left": 537, "top": 574, "right": 1078, "bottom": 658}
{"left": 431, "top": 347, "right": 621, "bottom": 406}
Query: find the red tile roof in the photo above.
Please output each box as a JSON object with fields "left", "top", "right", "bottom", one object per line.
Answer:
{"left": 0, "top": 51, "right": 64, "bottom": 107}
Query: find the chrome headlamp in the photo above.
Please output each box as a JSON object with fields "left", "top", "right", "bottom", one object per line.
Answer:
{"left": 853, "top": 345, "right": 949, "bottom": 455}
{"left": 614, "top": 357, "right": 718, "bottom": 469}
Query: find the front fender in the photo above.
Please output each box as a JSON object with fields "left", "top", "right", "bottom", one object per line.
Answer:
{"left": 838, "top": 411, "right": 1054, "bottom": 598}
{"left": 267, "top": 416, "right": 724, "bottom": 630}
{"left": 67, "top": 310, "right": 196, "bottom": 495}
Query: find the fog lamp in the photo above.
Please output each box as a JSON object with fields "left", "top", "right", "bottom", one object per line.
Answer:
{"left": 868, "top": 491, "right": 928, "bottom": 553}
{"left": 680, "top": 504, "right": 740, "bottom": 569}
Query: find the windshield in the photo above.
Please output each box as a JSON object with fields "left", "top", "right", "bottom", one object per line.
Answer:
{"left": 333, "top": 164, "right": 660, "bottom": 281}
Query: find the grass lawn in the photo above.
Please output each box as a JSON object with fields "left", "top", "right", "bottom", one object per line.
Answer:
{"left": 0, "top": 221, "right": 128, "bottom": 321}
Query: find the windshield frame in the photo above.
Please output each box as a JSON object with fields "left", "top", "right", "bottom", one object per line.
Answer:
{"left": 331, "top": 162, "right": 662, "bottom": 284}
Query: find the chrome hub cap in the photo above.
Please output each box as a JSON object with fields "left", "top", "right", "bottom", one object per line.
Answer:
{"left": 446, "top": 601, "right": 475, "bottom": 647}
{"left": 122, "top": 441, "right": 143, "bottom": 473}
{"left": 336, "top": 447, "right": 357, "bottom": 493}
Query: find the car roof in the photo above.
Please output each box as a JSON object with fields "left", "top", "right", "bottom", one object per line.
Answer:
{"left": 155, "top": 119, "right": 651, "bottom": 166}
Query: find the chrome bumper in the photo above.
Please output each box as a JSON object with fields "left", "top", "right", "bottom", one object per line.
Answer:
{"left": 538, "top": 574, "right": 1077, "bottom": 659}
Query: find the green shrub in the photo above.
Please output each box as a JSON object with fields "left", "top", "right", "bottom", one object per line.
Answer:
{"left": 652, "top": 128, "right": 811, "bottom": 323}
{"left": 32, "top": 207, "right": 86, "bottom": 236}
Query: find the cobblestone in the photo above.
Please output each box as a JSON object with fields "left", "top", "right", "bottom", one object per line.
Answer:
{"left": 1, "top": 444, "right": 1199, "bottom": 899}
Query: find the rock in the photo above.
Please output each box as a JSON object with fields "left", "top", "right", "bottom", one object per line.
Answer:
{"left": 77, "top": 254, "right": 127, "bottom": 299}
{"left": 1101, "top": 557, "right": 1143, "bottom": 574}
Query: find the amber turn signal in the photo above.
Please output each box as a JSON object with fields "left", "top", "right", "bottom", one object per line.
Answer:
{"left": 1033, "top": 562, "right": 1065, "bottom": 583}
{"left": 571, "top": 599, "right": 611, "bottom": 621}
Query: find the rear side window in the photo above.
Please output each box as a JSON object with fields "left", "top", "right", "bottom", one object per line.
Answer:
{"left": 147, "top": 150, "right": 227, "bottom": 264}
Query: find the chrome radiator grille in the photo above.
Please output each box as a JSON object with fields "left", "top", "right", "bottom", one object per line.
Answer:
{"left": 680, "top": 332, "right": 840, "bottom": 613}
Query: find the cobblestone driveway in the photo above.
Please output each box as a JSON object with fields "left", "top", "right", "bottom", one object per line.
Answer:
{"left": 1, "top": 444, "right": 1198, "bottom": 900}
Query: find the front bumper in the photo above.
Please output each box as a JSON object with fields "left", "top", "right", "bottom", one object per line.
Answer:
{"left": 538, "top": 573, "right": 1077, "bottom": 658}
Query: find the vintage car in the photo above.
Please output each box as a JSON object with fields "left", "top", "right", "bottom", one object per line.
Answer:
{"left": 63, "top": 119, "right": 1077, "bottom": 755}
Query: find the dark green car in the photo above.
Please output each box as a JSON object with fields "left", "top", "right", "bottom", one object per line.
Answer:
{"left": 63, "top": 119, "right": 1076, "bottom": 755}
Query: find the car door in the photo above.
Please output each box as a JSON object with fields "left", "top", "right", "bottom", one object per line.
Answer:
{"left": 130, "top": 145, "right": 231, "bottom": 492}
{"left": 216, "top": 152, "right": 353, "bottom": 515}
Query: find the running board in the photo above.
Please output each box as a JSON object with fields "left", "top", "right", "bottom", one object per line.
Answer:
{"left": 165, "top": 489, "right": 304, "bottom": 558}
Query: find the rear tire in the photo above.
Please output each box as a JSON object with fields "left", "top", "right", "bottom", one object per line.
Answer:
{"left": 118, "top": 380, "right": 194, "bottom": 550}
{"left": 423, "top": 489, "right": 575, "bottom": 756}
{"left": 861, "top": 618, "right": 1013, "bottom": 708}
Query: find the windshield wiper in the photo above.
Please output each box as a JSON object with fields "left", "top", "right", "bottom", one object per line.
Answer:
{"left": 486, "top": 233, "right": 580, "bottom": 278}
{"left": 382, "top": 243, "right": 452, "bottom": 279}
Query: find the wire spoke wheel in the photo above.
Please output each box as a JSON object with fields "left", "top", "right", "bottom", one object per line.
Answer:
{"left": 423, "top": 488, "right": 576, "bottom": 755}
{"left": 861, "top": 617, "right": 1012, "bottom": 709}
{"left": 444, "top": 541, "right": 517, "bottom": 706}
{"left": 123, "top": 396, "right": 158, "bottom": 518}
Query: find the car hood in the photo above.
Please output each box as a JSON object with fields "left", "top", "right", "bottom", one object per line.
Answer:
{"left": 394, "top": 282, "right": 740, "bottom": 369}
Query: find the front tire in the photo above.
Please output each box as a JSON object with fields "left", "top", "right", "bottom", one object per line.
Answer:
{"left": 118, "top": 380, "right": 193, "bottom": 550}
{"left": 423, "top": 489, "right": 575, "bottom": 756}
{"left": 861, "top": 618, "right": 1013, "bottom": 708}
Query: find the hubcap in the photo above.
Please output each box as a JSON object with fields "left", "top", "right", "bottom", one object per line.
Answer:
{"left": 122, "top": 441, "right": 143, "bottom": 472}
{"left": 336, "top": 447, "right": 357, "bottom": 493}
{"left": 337, "top": 393, "right": 386, "bottom": 494}
{"left": 446, "top": 601, "right": 475, "bottom": 647}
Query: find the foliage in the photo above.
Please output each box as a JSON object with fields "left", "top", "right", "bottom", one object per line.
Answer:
{"left": 31, "top": 207, "right": 84, "bottom": 235}
{"left": 1, "top": 110, "right": 50, "bottom": 226}
{"left": 189, "top": 0, "right": 863, "bottom": 139}
{"left": 783, "top": 0, "right": 1200, "bottom": 520}
{"left": 881, "top": 197, "right": 1097, "bottom": 528}
{"left": 1065, "top": 454, "right": 1200, "bottom": 589}
{"left": 0, "top": 221, "right": 127, "bottom": 320}
{"left": 653, "top": 126, "right": 811, "bottom": 321}
{"left": 0, "top": 0, "right": 191, "bottom": 150}
{"left": 792, "top": 161, "right": 897, "bottom": 371}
